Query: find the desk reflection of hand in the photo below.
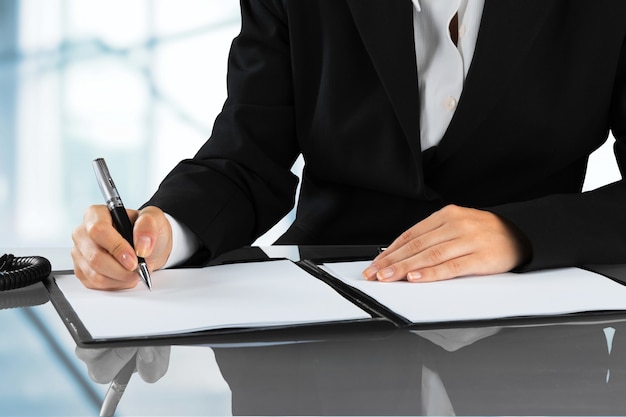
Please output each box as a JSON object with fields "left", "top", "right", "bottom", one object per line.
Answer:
{"left": 75, "top": 346, "right": 171, "bottom": 384}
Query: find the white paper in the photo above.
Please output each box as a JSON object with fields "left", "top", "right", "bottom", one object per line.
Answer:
{"left": 54, "top": 260, "right": 371, "bottom": 339}
{"left": 322, "top": 261, "right": 626, "bottom": 323}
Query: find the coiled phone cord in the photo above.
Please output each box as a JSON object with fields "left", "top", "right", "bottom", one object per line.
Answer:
{"left": 0, "top": 254, "right": 51, "bottom": 291}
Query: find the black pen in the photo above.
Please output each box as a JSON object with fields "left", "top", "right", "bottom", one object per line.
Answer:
{"left": 92, "top": 158, "right": 152, "bottom": 290}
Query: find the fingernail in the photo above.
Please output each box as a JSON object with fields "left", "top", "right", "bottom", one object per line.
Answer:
{"left": 363, "top": 264, "right": 379, "bottom": 280}
{"left": 138, "top": 348, "right": 154, "bottom": 363}
{"left": 408, "top": 271, "right": 422, "bottom": 282}
{"left": 121, "top": 252, "right": 137, "bottom": 271}
{"left": 135, "top": 236, "right": 152, "bottom": 257}
{"left": 377, "top": 267, "right": 395, "bottom": 281}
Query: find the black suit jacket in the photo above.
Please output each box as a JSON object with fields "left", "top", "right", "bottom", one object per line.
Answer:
{"left": 147, "top": 0, "right": 626, "bottom": 270}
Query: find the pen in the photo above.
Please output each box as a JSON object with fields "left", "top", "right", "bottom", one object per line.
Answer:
{"left": 92, "top": 158, "right": 152, "bottom": 290}
{"left": 99, "top": 353, "right": 136, "bottom": 417}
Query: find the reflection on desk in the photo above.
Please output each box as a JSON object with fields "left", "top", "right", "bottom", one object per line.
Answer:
{"left": 212, "top": 322, "right": 626, "bottom": 416}
{"left": 62, "top": 319, "right": 626, "bottom": 416}
{"left": 3, "top": 246, "right": 626, "bottom": 416}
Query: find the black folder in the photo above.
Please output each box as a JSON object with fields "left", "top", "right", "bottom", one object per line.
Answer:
{"left": 43, "top": 246, "right": 626, "bottom": 348}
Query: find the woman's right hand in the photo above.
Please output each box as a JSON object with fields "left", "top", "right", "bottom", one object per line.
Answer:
{"left": 71, "top": 205, "right": 173, "bottom": 290}
{"left": 75, "top": 346, "right": 171, "bottom": 384}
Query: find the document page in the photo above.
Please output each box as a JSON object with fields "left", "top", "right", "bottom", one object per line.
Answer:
{"left": 54, "top": 260, "right": 371, "bottom": 339}
{"left": 322, "top": 261, "right": 626, "bottom": 323}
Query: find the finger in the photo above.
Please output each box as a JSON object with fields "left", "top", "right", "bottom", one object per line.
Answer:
{"left": 76, "top": 347, "right": 137, "bottom": 384}
{"left": 364, "top": 205, "right": 482, "bottom": 281}
{"left": 406, "top": 254, "right": 477, "bottom": 283}
{"left": 375, "top": 211, "right": 446, "bottom": 262}
{"left": 82, "top": 206, "right": 138, "bottom": 272}
{"left": 72, "top": 231, "right": 133, "bottom": 278}
{"left": 375, "top": 239, "right": 472, "bottom": 282}
{"left": 372, "top": 225, "right": 458, "bottom": 271}
{"left": 363, "top": 223, "right": 458, "bottom": 281}
{"left": 133, "top": 207, "right": 161, "bottom": 258}
{"left": 75, "top": 347, "right": 109, "bottom": 363}
{"left": 90, "top": 348, "right": 137, "bottom": 383}
{"left": 136, "top": 346, "right": 171, "bottom": 383}
{"left": 378, "top": 205, "right": 472, "bottom": 261}
{"left": 407, "top": 237, "right": 521, "bottom": 283}
{"left": 71, "top": 232, "right": 139, "bottom": 291}
{"left": 133, "top": 206, "right": 173, "bottom": 271}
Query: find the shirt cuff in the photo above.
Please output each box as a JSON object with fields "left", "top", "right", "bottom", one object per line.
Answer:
{"left": 162, "top": 212, "right": 201, "bottom": 269}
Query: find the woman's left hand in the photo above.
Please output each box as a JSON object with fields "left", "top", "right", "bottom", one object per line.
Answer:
{"left": 362, "top": 204, "right": 529, "bottom": 283}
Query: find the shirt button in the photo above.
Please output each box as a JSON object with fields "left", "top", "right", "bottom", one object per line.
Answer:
{"left": 458, "top": 24, "right": 467, "bottom": 38}
{"left": 444, "top": 96, "right": 458, "bottom": 111}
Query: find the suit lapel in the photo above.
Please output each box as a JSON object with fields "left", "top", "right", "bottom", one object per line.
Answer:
{"left": 346, "top": 0, "right": 560, "bottom": 174}
{"left": 346, "top": 0, "right": 423, "bottom": 165}
{"left": 434, "top": 0, "right": 559, "bottom": 163}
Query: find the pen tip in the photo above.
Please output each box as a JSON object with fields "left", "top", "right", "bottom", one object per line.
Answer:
{"left": 138, "top": 262, "right": 152, "bottom": 290}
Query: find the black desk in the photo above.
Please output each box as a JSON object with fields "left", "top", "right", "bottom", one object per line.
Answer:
{"left": 2, "top": 246, "right": 626, "bottom": 416}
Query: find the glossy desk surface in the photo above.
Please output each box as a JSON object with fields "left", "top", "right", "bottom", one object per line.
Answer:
{"left": 2, "top": 246, "right": 626, "bottom": 416}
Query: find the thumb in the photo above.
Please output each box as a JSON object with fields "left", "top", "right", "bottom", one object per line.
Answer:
{"left": 133, "top": 206, "right": 172, "bottom": 270}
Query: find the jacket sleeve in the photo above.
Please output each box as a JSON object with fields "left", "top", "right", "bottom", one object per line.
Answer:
{"left": 487, "top": 32, "right": 626, "bottom": 271}
{"left": 145, "top": 0, "right": 300, "bottom": 261}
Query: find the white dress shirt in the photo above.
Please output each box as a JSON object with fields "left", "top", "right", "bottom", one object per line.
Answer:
{"left": 163, "top": 0, "right": 485, "bottom": 268}
{"left": 163, "top": 212, "right": 201, "bottom": 268}
{"left": 412, "top": 0, "right": 484, "bottom": 150}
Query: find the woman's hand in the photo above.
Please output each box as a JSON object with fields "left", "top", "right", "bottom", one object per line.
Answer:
{"left": 75, "top": 346, "right": 171, "bottom": 384}
{"left": 362, "top": 205, "right": 529, "bottom": 283}
{"left": 71, "top": 205, "right": 172, "bottom": 290}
